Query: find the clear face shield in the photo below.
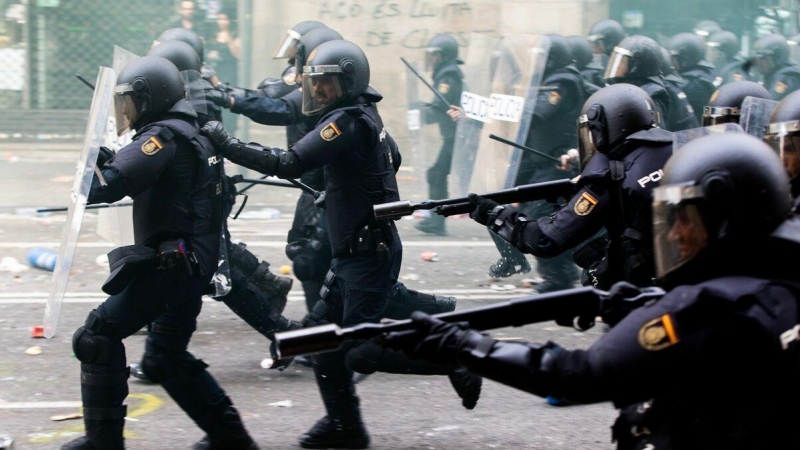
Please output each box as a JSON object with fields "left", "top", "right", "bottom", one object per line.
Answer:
{"left": 764, "top": 121, "right": 800, "bottom": 180}
{"left": 652, "top": 183, "right": 709, "bottom": 278}
{"left": 424, "top": 47, "right": 442, "bottom": 72}
{"left": 272, "top": 29, "right": 302, "bottom": 59}
{"left": 301, "top": 66, "right": 345, "bottom": 116}
{"left": 577, "top": 114, "right": 596, "bottom": 168}
{"left": 113, "top": 84, "right": 140, "bottom": 137}
{"left": 705, "top": 41, "right": 725, "bottom": 66}
{"left": 701, "top": 106, "right": 739, "bottom": 126}
{"left": 603, "top": 46, "right": 632, "bottom": 82}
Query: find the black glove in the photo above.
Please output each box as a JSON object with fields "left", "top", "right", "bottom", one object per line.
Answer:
{"left": 468, "top": 193, "right": 501, "bottom": 226}
{"left": 601, "top": 281, "right": 645, "bottom": 327}
{"left": 382, "top": 311, "right": 473, "bottom": 365}
{"left": 201, "top": 121, "right": 233, "bottom": 148}
{"left": 97, "top": 146, "right": 115, "bottom": 167}
{"left": 207, "top": 88, "right": 231, "bottom": 108}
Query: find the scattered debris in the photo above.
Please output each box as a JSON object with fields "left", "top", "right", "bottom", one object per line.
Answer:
{"left": 0, "top": 434, "right": 13, "bottom": 450}
{"left": 267, "top": 400, "right": 292, "bottom": 407}
{"left": 50, "top": 413, "right": 82, "bottom": 422}
{"left": 25, "top": 346, "right": 42, "bottom": 355}
{"left": 0, "top": 257, "right": 28, "bottom": 273}
{"left": 400, "top": 273, "right": 420, "bottom": 281}
{"left": 420, "top": 251, "right": 439, "bottom": 262}
{"left": 30, "top": 326, "right": 45, "bottom": 338}
{"left": 489, "top": 284, "right": 517, "bottom": 291}
{"left": 279, "top": 265, "right": 292, "bottom": 275}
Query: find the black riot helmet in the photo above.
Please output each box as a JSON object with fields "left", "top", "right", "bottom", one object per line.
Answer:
{"left": 788, "top": 34, "right": 800, "bottom": 64}
{"left": 273, "top": 20, "right": 327, "bottom": 60}
{"left": 652, "top": 133, "right": 792, "bottom": 282}
{"left": 753, "top": 34, "right": 790, "bottom": 75}
{"left": 566, "top": 35, "right": 594, "bottom": 70}
{"left": 667, "top": 33, "right": 707, "bottom": 72}
{"left": 587, "top": 19, "right": 626, "bottom": 56}
{"left": 301, "top": 40, "right": 369, "bottom": 116}
{"left": 113, "top": 56, "right": 187, "bottom": 136}
{"left": 763, "top": 89, "right": 800, "bottom": 195}
{"left": 147, "top": 40, "right": 201, "bottom": 72}
{"left": 544, "top": 34, "right": 573, "bottom": 72}
{"left": 658, "top": 46, "right": 677, "bottom": 76}
{"left": 693, "top": 20, "right": 722, "bottom": 39}
{"left": 706, "top": 31, "right": 739, "bottom": 65}
{"left": 294, "top": 27, "right": 343, "bottom": 77}
{"left": 604, "top": 35, "right": 663, "bottom": 84}
{"left": 154, "top": 28, "right": 204, "bottom": 62}
{"left": 578, "top": 83, "right": 659, "bottom": 162}
{"left": 702, "top": 81, "right": 770, "bottom": 126}
{"left": 425, "top": 34, "right": 463, "bottom": 72}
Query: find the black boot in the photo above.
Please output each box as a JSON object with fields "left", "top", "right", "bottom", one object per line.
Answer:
{"left": 413, "top": 214, "right": 447, "bottom": 236}
{"left": 61, "top": 364, "right": 129, "bottom": 450}
{"left": 194, "top": 402, "right": 259, "bottom": 450}
{"left": 265, "top": 317, "right": 303, "bottom": 371}
{"left": 448, "top": 367, "right": 482, "bottom": 410}
{"left": 385, "top": 283, "right": 456, "bottom": 320}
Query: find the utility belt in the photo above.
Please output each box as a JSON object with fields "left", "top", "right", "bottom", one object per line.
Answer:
{"left": 340, "top": 221, "right": 397, "bottom": 261}
{"left": 101, "top": 239, "right": 200, "bottom": 295}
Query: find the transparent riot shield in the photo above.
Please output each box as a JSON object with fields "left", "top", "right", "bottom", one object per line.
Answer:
{"left": 672, "top": 123, "right": 745, "bottom": 152}
{"left": 403, "top": 59, "right": 444, "bottom": 202}
{"left": 449, "top": 33, "right": 550, "bottom": 197}
{"left": 43, "top": 67, "right": 116, "bottom": 338}
{"left": 97, "top": 46, "right": 140, "bottom": 246}
{"left": 739, "top": 96, "right": 778, "bottom": 139}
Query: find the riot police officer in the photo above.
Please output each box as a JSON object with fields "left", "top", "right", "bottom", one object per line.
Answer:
{"left": 667, "top": 32, "right": 717, "bottom": 123}
{"left": 566, "top": 34, "right": 606, "bottom": 90}
{"left": 587, "top": 18, "right": 627, "bottom": 67}
{"left": 753, "top": 33, "right": 800, "bottom": 101}
{"left": 487, "top": 34, "right": 584, "bottom": 289}
{"left": 413, "top": 33, "right": 464, "bottom": 236}
{"left": 692, "top": 19, "right": 721, "bottom": 40}
{"left": 764, "top": 89, "right": 800, "bottom": 202}
{"left": 473, "top": 84, "right": 671, "bottom": 292}
{"left": 62, "top": 56, "right": 258, "bottom": 450}
{"left": 702, "top": 80, "right": 771, "bottom": 126}
{"left": 706, "top": 30, "right": 750, "bottom": 87}
{"left": 202, "top": 40, "right": 481, "bottom": 449}
{"left": 386, "top": 133, "right": 800, "bottom": 450}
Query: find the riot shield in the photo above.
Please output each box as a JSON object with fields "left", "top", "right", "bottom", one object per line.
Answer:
{"left": 672, "top": 123, "right": 745, "bottom": 152}
{"left": 449, "top": 33, "right": 550, "bottom": 197}
{"left": 43, "top": 67, "right": 115, "bottom": 338}
{"left": 739, "top": 96, "right": 778, "bottom": 139}
{"left": 97, "top": 46, "right": 140, "bottom": 247}
{"left": 403, "top": 59, "right": 443, "bottom": 202}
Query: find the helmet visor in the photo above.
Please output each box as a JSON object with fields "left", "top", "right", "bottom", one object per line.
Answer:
{"left": 765, "top": 120, "right": 800, "bottom": 179}
{"left": 604, "top": 47, "right": 632, "bottom": 81}
{"left": 705, "top": 42, "right": 724, "bottom": 66}
{"left": 302, "top": 66, "right": 344, "bottom": 116}
{"left": 577, "top": 114, "right": 596, "bottom": 167}
{"left": 273, "top": 29, "right": 302, "bottom": 59}
{"left": 113, "top": 84, "right": 140, "bottom": 137}
{"left": 424, "top": 47, "right": 442, "bottom": 72}
{"left": 652, "top": 183, "right": 708, "bottom": 278}
{"left": 701, "top": 106, "right": 739, "bottom": 126}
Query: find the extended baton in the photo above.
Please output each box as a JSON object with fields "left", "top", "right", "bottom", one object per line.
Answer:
{"left": 37, "top": 202, "right": 133, "bottom": 214}
{"left": 489, "top": 134, "right": 560, "bottom": 163}
{"left": 400, "top": 57, "right": 451, "bottom": 108}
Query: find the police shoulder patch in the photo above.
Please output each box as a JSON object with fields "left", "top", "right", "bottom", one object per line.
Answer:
{"left": 709, "top": 89, "right": 720, "bottom": 103}
{"left": 438, "top": 83, "right": 450, "bottom": 94}
{"left": 732, "top": 73, "right": 744, "bottom": 82}
{"left": 548, "top": 90, "right": 561, "bottom": 105}
{"left": 638, "top": 314, "right": 679, "bottom": 351}
{"left": 320, "top": 121, "right": 342, "bottom": 142}
{"left": 573, "top": 191, "right": 598, "bottom": 216}
{"left": 775, "top": 81, "right": 788, "bottom": 94}
{"left": 141, "top": 136, "right": 163, "bottom": 156}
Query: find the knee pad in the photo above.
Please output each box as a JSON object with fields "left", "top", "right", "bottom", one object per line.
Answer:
{"left": 72, "top": 326, "right": 115, "bottom": 364}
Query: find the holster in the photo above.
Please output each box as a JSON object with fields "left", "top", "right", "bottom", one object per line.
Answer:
{"left": 102, "top": 245, "right": 158, "bottom": 295}
{"left": 346, "top": 221, "right": 397, "bottom": 261}
{"left": 156, "top": 239, "right": 198, "bottom": 281}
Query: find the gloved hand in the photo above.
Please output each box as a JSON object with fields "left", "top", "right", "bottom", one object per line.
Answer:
{"left": 207, "top": 88, "right": 232, "bottom": 108}
{"left": 382, "top": 311, "right": 473, "bottom": 365}
{"left": 97, "top": 146, "right": 115, "bottom": 167}
{"left": 201, "top": 121, "right": 233, "bottom": 148}
{"left": 468, "top": 193, "right": 501, "bottom": 226}
{"left": 601, "top": 281, "right": 645, "bottom": 327}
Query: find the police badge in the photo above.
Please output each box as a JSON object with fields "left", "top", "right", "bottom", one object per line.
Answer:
{"left": 573, "top": 192, "right": 598, "bottom": 216}
{"left": 320, "top": 122, "right": 342, "bottom": 142}
{"left": 141, "top": 136, "right": 163, "bottom": 156}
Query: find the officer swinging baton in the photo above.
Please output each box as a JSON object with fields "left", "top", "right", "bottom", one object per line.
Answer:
{"left": 273, "top": 285, "right": 665, "bottom": 359}
{"left": 373, "top": 178, "right": 575, "bottom": 221}
{"left": 400, "top": 57, "right": 452, "bottom": 109}
{"left": 489, "top": 134, "right": 561, "bottom": 163}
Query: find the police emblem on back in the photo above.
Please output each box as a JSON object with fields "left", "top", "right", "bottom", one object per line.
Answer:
{"left": 320, "top": 122, "right": 342, "bottom": 142}
{"left": 141, "top": 136, "right": 163, "bottom": 156}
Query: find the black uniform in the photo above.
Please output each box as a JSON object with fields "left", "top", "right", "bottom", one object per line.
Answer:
{"left": 713, "top": 58, "right": 750, "bottom": 87}
{"left": 676, "top": 64, "right": 717, "bottom": 123}
{"left": 72, "top": 114, "right": 255, "bottom": 449}
{"left": 662, "top": 74, "right": 701, "bottom": 131}
{"left": 424, "top": 60, "right": 464, "bottom": 201}
{"left": 763, "top": 63, "right": 800, "bottom": 101}
{"left": 490, "top": 128, "right": 673, "bottom": 291}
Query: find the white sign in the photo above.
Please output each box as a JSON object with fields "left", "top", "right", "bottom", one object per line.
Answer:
{"left": 460, "top": 91, "right": 493, "bottom": 123}
{"left": 406, "top": 109, "right": 421, "bottom": 131}
{"left": 489, "top": 94, "right": 525, "bottom": 123}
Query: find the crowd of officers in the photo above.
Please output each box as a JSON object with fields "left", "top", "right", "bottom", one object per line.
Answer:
{"left": 56, "top": 15, "right": 800, "bottom": 450}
